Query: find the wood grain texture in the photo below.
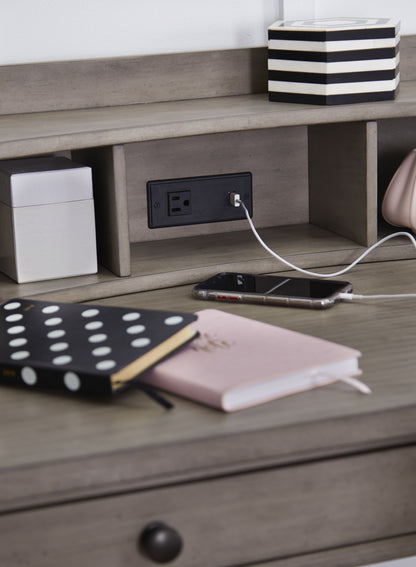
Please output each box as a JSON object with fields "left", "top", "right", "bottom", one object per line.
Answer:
{"left": 3, "top": 82, "right": 416, "bottom": 160}
{"left": 1, "top": 447, "right": 416, "bottom": 567}
{"left": 1, "top": 48, "right": 416, "bottom": 320}
{"left": 0, "top": 48, "right": 268, "bottom": 116}
{"left": 247, "top": 534, "right": 416, "bottom": 567}
{"left": 73, "top": 146, "right": 131, "bottom": 277}
{"left": 125, "top": 127, "right": 308, "bottom": 242}
{"left": 309, "top": 121, "right": 378, "bottom": 246}
{"left": 400, "top": 35, "right": 416, "bottom": 82}
{"left": 0, "top": 36, "right": 414, "bottom": 117}
{"left": 0, "top": 225, "right": 415, "bottom": 304}
{"left": 2, "top": 259, "right": 416, "bottom": 516}
{"left": 2, "top": 259, "right": 416, "bottom": 566}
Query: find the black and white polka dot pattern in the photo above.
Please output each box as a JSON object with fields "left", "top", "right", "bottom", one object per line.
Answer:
{"left": 0, "top": 298, "right": 197, "bottom": 395}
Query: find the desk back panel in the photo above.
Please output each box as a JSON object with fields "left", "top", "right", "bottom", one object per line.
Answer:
{"left": 125, "top": 127, "right": 309, "bottom": 243}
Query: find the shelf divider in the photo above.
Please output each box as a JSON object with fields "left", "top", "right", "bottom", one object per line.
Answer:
{"left": 74, "top": 145, "right": 131, "bottom": 277}
{"left": 309, "top": 121, "right": 378, "bottom": 247}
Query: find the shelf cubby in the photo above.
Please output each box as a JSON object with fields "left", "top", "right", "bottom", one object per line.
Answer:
{"left": 1, "top": 45, "right": 416, "bottom": 302}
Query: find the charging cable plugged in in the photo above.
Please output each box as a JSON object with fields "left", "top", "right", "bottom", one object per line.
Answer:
{"left": 229, "top": 192, "right": 241, "bottom": 208}
{"left": 233, "top": 195, "right": 416, "bottom": 302}
{"left": 339, "top": 293, "right": 354, "bottom": 301}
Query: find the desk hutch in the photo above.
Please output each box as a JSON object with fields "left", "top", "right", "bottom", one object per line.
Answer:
{"left": 1, "top": 38, "right": 416, "bottom": 567}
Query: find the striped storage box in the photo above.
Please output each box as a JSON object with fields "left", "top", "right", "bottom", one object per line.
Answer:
{"left": 268, "top": 17, "right": 400, "bottom": 105}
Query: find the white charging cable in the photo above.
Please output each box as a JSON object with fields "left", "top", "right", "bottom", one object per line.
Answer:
{"left": 339, "top": 291, "right": 416, "bottom": 301}
{"left": 230, "top": 193, "right": 416, "bottom": 301}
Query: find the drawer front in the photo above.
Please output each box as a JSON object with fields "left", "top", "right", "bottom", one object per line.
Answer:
{"left": 1, "top": 445, "right": 416, "bottom": 567}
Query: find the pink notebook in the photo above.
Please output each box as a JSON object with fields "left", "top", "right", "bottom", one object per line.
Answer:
{"left": 141, "top": 309, "right": 362, "bottom": 411}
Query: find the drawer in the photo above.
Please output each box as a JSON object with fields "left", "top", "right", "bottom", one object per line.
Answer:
{"left": 1, "top": 445, "right": 416, "bottom": 567}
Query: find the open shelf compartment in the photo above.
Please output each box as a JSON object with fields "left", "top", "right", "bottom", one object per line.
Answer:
{"left": 0, "top": 75, "right": 416, "bottom": 302}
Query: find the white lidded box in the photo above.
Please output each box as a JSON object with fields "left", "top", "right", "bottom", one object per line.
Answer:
{"left": 0, "top": 156, "right": 97, "bottom": 283}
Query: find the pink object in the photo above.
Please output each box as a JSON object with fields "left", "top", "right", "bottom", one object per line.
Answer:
{"left": 382, "top": 148, "right": 416, "bottom": 231}
{"left": 141, "top": 309, "right": 361, "bottom": 411}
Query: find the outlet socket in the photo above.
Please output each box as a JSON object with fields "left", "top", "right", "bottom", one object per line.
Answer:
{"left": 168, "top": 191, "right": 192, "bottom": 216}
{"left": 147, "top": 172, "right": 252, "bottom": 228}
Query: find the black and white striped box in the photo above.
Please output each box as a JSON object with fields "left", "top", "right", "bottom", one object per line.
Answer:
{"left": 268, "top": 17, "right": 400, "bottom": 105}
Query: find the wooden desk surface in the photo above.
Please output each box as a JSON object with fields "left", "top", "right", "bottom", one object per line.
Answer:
{"left": 1, "top": 259, "right": 416, "bottom": 515}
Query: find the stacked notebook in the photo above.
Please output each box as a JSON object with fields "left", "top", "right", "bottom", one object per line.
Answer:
{"left": 141, "top": 309, "right": 364, "bottom": 411}
{"left": 0, "top": 299, "right": 365, "bottom": 410}
{"left": 0, "top": 297, "right": 197, "bottom": 395}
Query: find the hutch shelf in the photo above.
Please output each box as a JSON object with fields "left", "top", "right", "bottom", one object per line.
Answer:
{"left": 1, "top": 44, "right": 416, "bottom": 302}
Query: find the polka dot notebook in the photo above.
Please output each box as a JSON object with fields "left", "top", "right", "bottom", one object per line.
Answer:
{"left": 0, "top": 298, "right": 198, "bottom": 396}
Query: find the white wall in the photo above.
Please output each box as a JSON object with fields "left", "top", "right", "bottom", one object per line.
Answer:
{"left": 0, "top": 0, "right": 280, "bottom": 65}
{"left": 314, "top": 0, "right": 415, "bottom": 35}
{"left": 283, "top": 0, "right": 415, "bottom": 35}
{"left": 2, "top": 0, "right": 415, "bottom": 66}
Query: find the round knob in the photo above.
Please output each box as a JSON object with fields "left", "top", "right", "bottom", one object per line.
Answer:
{"left": 139, "top": 521, "right": 183, "bottom": 563}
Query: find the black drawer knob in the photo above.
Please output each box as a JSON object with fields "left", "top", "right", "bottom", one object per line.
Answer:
{"left": 140, "top": 521, "right": 183, "bottom": 563}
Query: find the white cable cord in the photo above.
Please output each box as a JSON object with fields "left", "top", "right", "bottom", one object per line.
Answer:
{"left": 235, "top": 197, "right": 416, "bottom": 279}
{"left": 231, "top": 194, "right": 416, "bottom": 302}
{"left": 340, "top": 292, "right": 416, "bottom": 301}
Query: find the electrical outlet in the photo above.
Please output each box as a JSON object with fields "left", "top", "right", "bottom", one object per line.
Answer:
{"left": 147, "top": 172, "right": 252, "bottom": 228}
{"left": 167, "top": 191, "right": 192, "bottom": 216}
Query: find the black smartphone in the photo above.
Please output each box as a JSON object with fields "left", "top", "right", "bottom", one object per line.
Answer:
{"left": 192, "top": 272, "right": 352, "bottom": 309}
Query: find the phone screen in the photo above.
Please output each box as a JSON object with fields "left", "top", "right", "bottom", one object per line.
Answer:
{"left": 200, "top": 273, "right": 346, "bottom": 299}
{"left": 193, "top": 272, "right": 352, "bottom": 308}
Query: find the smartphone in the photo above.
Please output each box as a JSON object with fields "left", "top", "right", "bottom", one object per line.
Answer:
{"left": 192, "top": 272, "right": 352, "bottom": 309}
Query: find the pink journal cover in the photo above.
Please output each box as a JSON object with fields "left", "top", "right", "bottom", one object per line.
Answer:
{"left": 141, "top": 309, "right": 361, "bottom": 411}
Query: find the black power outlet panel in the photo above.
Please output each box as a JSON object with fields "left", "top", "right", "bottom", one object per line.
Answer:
{"left": 147, "top": 172, "right": 252, "bottom": 228}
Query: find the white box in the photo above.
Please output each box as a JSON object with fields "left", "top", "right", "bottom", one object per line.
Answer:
{"left": 0, "top": 156, "right": 97, "bottom": 283}
{"left": 268, "top": 17, "right": 400, "bottom": 105}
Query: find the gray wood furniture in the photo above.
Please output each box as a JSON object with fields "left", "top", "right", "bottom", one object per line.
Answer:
{"left": 1, "top": 258, "right": 416, "bottom": 567}
{"left": 2, "top": 37, "right": 416, "bottom": 567}
{"left": 1, "top": 38, "right": 416, "bottom": 303}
